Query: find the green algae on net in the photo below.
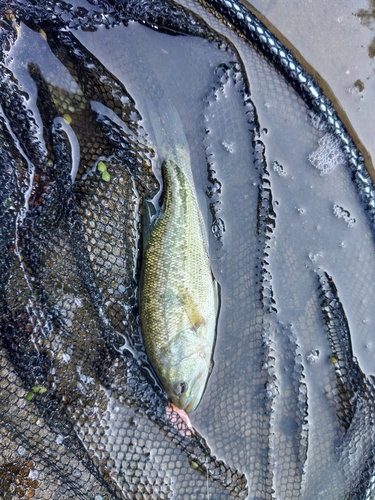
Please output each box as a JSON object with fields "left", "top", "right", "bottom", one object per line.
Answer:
{"left": 1, "top": 0, "right": 375, "bottom": 499}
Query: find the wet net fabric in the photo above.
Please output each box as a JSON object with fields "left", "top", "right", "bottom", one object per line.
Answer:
{"left": 1, "top": 0, "right": 375, "bottom": 499}
{"left": 0, "top": 2, "right": 250, "bottom": 498}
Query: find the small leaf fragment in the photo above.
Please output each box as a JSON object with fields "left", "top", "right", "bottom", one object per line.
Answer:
{"left": 101, "top": 171, "right": 110, "bottom": 182}
{"left": 31, "top": 385, "right": 47, "bottom": 394}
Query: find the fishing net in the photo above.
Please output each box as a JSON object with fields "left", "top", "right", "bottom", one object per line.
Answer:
{"left": 1, "top": 0, "right": 375, "bottom": 499}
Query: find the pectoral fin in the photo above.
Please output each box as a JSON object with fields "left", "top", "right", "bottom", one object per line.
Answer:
{"left": 178, "top": 286, "right": 205, "bottom": 333}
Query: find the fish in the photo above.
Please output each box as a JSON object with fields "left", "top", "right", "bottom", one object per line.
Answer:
{"left": 139, "top": 157, "right": 219, "bottom": 413}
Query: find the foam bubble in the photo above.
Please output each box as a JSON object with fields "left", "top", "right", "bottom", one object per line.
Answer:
{"left": 308, "top": 133, "right": 345, "bottom": 175}
{"left": 272, "top": 160, "right": 286, "bottom": 176}
{"left": 333, "top": 204, "right": 356, "bottom": 227}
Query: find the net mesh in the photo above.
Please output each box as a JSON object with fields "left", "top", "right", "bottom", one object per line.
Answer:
{"left": 1, "top": 0, "right": 375, "bottom": 499}
{"left": 0, "top": 1, "right": 251, "bottom": 498}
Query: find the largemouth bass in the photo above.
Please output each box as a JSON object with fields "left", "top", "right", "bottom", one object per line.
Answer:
{"left": 140, "top": 158, "right": 219, "bottom": 413}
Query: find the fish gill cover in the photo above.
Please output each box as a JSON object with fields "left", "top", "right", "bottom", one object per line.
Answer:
{"left": 0, "top": 0, "right": 375, "bottom": 499}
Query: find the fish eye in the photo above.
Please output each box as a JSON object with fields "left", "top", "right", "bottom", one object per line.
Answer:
{"left": 173, "top": 382, "right": 188, "bottom": 395}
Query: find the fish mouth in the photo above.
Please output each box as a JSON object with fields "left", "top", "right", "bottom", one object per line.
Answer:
{"left": 167, "top": 376, "right": 204, "bottom": 413}
{"left": 183, "top": 396, "right": 200, "bottom": 414}
{"left": 167, "top": 387, "right": 200, "bottom": 413}
{"left": 183, "top": 382, "right": 206, "bottom": 413}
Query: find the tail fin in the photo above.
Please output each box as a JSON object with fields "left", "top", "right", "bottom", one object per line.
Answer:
{"left": 144, "top": 95, "right": 193, "bottom": 185}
